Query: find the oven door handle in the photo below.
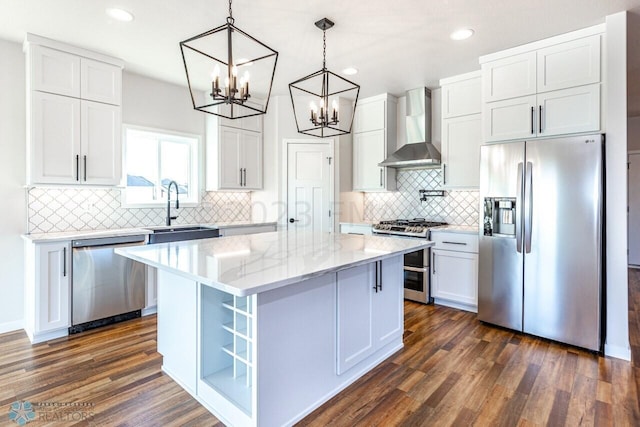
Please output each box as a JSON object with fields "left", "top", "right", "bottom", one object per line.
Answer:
{"left": 404, "top": 266, "right": 428, "bottom": 273}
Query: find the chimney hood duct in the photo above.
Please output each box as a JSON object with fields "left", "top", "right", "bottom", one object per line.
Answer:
{"left": 378, "top": 87, "right": 441, "bottom": 168}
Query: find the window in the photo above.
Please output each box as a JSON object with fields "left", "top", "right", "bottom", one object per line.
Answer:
{"left": 123, "top": 125, "right": 200, "bottom": 207}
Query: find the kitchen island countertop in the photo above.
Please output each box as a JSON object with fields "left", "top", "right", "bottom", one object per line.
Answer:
{"left": 116, "top": 230, "right": 433, "bottom": 296}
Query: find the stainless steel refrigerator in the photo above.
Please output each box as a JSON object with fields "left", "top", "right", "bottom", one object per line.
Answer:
{"left": 478, "top": 134, "right": 604, "bottom": 351}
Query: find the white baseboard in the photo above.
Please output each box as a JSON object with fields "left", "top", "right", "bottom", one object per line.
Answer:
{"left": 604, "top": 343, "right": 631, "bottom": 361}
{"left": 0, "top": 319, "right": 23, "bottom": 335}
{"left": 434, "top": 298, "right": 478, "bottom": 313}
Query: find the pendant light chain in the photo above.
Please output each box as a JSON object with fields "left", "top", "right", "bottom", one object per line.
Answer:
{"left": 322, "top": 29, "right": 327, "bottom": 70}
{"left": 227, "top": 0, "right": 234, "bottom": 24}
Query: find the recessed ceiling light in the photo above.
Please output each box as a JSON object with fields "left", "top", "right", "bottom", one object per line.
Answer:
{"left": 342, "top": 67, "right": 358, "bottom": 76}
{"left": 450, "top": 28, "right": 474, "bottom": 41}
{"left": 106, "top": 8, "right": 135, "bottom": 22}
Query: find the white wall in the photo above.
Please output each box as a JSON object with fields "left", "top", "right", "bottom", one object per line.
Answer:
{"left": 122, "top": 72, "right": 204, "bottom": 135}
{"left": 0, "top": 39, "right": 26, "bottom": 333}
{"left": 605, "top": 12, "right": 631, "bottom": 360}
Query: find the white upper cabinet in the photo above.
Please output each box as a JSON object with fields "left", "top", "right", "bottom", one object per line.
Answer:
{"left": 352, "top": 94, "right": 397, "bottom": 192}
{"left": 206, "top": 115, "right": 264, "bottom": 191}
{"left": 81, "top": 100, "right": 122, "bottom": 184}
{"left": 30, "top": 91, "right": 81, "bottom": 184}
{"left": 440, "top": 71, "right": 482, "bottom": 189}
{"left": 80, "top": 57, "right": 122, "bottom": 105}
{"left": 31, "top": 45, "right": 81, "bottom": 98}
{"left": 25, "top": 34, "right": 124, "bottom": 186}
{"left": 353, "top": 99, "right": 385, "bottom": 133}
{"left": 482, "top": 52, "right": 536, "bottom": 102}
{"left": 536, "top": 35, "right": 601, "bottom": 93}
{"left": 480, "top": 27, "right": 603, "bottom": 142}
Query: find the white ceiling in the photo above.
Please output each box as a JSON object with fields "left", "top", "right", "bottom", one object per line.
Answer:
{"left": 2, "top": 0, "right": 640, "bottom": 113}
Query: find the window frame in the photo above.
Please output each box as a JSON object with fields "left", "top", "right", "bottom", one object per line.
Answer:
{"left": 121, "top": 124, "right": 202, "bottom": 209}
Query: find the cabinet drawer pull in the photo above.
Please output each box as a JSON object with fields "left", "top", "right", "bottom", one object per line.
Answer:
{"left": 442, "top": 241, "right": 467, "bottom": 245}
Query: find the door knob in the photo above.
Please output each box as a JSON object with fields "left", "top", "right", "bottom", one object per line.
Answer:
{"left": 289, "top": 218, "right": 299, "bottom": 223}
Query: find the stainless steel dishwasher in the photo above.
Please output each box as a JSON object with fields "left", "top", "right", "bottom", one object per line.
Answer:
{"left": 70, "top": 234, "right": 147, "bottom": 333}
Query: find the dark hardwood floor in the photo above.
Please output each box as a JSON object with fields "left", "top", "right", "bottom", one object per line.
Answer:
{"left": 2, "top": 272, "right": 640, "bottom": 426}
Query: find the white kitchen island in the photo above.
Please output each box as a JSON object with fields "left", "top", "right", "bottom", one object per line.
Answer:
{"left": 116, "top": 230, "right": 432, "bottom": 426}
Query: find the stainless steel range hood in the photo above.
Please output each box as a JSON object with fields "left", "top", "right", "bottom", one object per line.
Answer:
{"left": 379, "top": 87, "right": 441, "bottom": 168}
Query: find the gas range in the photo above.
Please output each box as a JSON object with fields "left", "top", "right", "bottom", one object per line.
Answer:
{"left": 373, "top": 218, "right": 448, "bottom": 238}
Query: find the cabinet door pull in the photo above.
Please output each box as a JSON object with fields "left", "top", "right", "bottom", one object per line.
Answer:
{"left": 432, "top": 252, "right": 436, "bottom": 274}
{"left": 373, "top": 262, "right": 378, "bottom": 293}
{"left": 442, "top": 241, "right": 467, "bottom": 245}
{"left": 76, "top": 155, "right": 79, "bottom": 181}
{"left": 378, "top": 261, "right": 382, "bottom": 291}
{"left": 539, "top": 105, "right": 543, "bottom": 133}
{"left": 443, "top": 164, "right": 447, "bottom": 185}
{"left": 379, "top": 169, "right": 383, "bottom": 187}
{"left": 243, "top": 168, "right": 247, "bottom": 187}
{"left": 239, "top": 168, "right": 243, "bottom": 186}
{"left": 83, "top": 155, "right": 87, "bottom": 181}
{"left": 63, "top": 247, "right": 67, "bottom": 277}
{"left": 531, "top": 106, "right": 535, "bottom": 134}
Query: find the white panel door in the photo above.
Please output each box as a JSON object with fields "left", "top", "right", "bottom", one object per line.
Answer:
{"left": 35, "top": 242, "right": 70, "bottom": 333}
{"left": 30, "top": 91, "right": 81, "bottom": 184}
{"left": 629, "top": 154, "right": 640, "bottom": 266}
{"left": 287, "top": 143, "right": 332, "bottom": 232}
{"left": 373, "top": 256, "right": 403, "bottom": 349}
{"left": 219, "top": 127, "right": 243, "bottom": 189}
{"left": 241, "top": 130, "right": 263, "bottom": 189}
{"left": 538, "top": 84, "right": 600, "bottom": 137}
{"left": 336, "top": 263, "right": 375, "bottom": 375}
{"left": 80, "top": 58, "right": 122, "bottom": 105}
{"left": 80, "top": 100, "right": 122, "bottom": 185}
{"left": 482, "top": 51, "right": 536, "bottom": 102}
{"left": 353, "top": 130, "right": 385, "bottom": 190}
{"left": 537, "top": 35, "right": 601, "bottom": 93}
{"left": 483, "top": 95, "right": 537, "bottom": 142}
{"left": 31, "top": 45, "right": 80, "bottom": 97}
{"left": 441, "top": 114, "right": 482, "bottom": 188}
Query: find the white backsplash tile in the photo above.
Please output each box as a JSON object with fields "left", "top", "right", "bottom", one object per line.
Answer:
{"left": 364, "top": 169, "right": 479, "bottom": 226}
{"left": 27, "top": 188, "right": 251, "bottom": 233}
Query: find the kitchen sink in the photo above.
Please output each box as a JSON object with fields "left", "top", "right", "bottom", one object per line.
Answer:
{"left": 145, "top": 225, "right": 220, "bottom": 244}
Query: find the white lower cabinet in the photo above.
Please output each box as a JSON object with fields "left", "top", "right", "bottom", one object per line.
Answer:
{"left": 430, "top": 231, "right": 479, "bottom": 312}
{"left": 336, "top": 256, "right": 402, "bottom": 374}
{"left": 24, "top": 241, "right": 71, "bottom": 343}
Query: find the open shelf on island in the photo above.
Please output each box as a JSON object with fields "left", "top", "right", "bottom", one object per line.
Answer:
{"left": 201, "top": 285, "right": 256, "bottom": 418}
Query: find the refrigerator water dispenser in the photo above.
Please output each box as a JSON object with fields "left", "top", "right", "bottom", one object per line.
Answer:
{"left": 483, "top": 198, "right": 516, "bottom": 236}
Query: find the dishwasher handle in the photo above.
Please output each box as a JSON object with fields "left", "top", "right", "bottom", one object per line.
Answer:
{"left": 72, "top": 234, "right": 147, "bottom": 248}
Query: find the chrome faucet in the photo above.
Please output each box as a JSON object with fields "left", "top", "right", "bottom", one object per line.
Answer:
{"left": 166, "top": 180, "right": 180, "bottom": 226}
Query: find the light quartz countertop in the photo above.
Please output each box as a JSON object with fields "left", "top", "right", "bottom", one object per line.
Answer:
{"left": 22, "top": 221, "right": 277, "bottom": 243}
{"left": 115, "top": 230, "right": 434, "bottom": 296}
{"left": 430, "top": 225, "right": 478, "bottom": 235}
{"left": 339, "top": 221, "right": 377, "bottom": 227}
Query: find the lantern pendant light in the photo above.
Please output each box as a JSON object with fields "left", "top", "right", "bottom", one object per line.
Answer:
{"left": 180, "top": 0, "right": 278, "bottom": 119}
{"left": 289, "top": 18, "right": 360, "bottom": 138}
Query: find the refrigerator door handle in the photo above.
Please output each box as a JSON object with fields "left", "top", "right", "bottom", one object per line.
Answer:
{"left": 524, "top": 161, "right": 533, "bottom": 253}
{"left": 516, "top": 162, "right": 524, "bottom": 253}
